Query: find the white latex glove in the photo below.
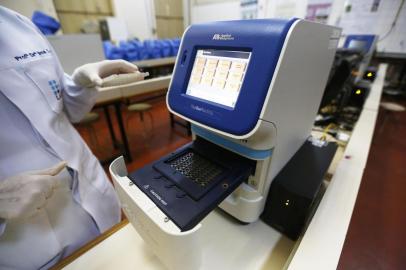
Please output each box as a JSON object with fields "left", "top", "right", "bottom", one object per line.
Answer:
{"left": 72, "top": 59, "right": 140, "bottom": 88}
{"left": 0, "top": 162, "right": 67, "bottom": 220}
{"left": 101, "top": 71, "right": 149, "bottom": 88}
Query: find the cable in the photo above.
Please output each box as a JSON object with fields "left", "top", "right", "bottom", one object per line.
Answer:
{"left": 379, "top": 0, "right": 405, "bottom": 42}
{"left": 320, "top": 123, "right": 336, "bottom": 141}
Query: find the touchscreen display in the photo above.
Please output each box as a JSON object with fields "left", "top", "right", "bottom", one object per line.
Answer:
{"left": 348, "top": 40, "right": 369, "bottom": 53}
{"left": 186, "top": 49, "right": 251, "bottom": 108}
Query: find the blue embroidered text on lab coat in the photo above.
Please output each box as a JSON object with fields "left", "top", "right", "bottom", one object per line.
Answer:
{"left": 14, "top": 48, "right": 51, "bottom": 61}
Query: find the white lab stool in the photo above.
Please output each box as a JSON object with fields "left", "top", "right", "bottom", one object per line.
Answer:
{"left": 126, "top": 103, "right": 154, "bottom": 140}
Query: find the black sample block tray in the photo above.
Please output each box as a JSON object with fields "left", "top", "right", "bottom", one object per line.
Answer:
{"left": 128, "top": 137, "right": 255, "bottom": 231}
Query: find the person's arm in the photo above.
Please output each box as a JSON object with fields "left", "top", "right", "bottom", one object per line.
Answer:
{"left": 64, "top": 60, "right": 141, "bottom": 123}
{"left": 62, "top": 73, "right": 98, "bottom": 123}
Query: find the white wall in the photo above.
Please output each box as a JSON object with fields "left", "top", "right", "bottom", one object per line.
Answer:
{"left": 332, "top": 0, "right": 406, "bottom": 54}
{"left": 186, "top": 0, "right": 405, "bottom": 53}
{"left": 327, "top": 0, "right": 345, "bottom": 26}
{"left": 111, "top": 0, "right": 156, "bottom": 40}
{"left": 190, "top": 0, "right": 308, "bottom": 24}
{"left": 377, "top": 1, "right": 406, "bottom": 53}
{"left": 190, "top": 0, "right": 241, "bottom": 24}
{"left": 0, "top": 0, "right": 58, "bottom": 19}
{"left": 259, "top": 0, "right": 307, "bottom": 19}
{"left": 183, "top": 0, "right": 191, "bottom": 27}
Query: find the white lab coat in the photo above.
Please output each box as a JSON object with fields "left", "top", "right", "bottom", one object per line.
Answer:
{"left": 0, "top": 7, "right": 120, "bottom": 269}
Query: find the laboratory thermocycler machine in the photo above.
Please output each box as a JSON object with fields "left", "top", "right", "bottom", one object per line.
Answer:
{"left": 110, "top": 18, "right": 341, "bottom": 270}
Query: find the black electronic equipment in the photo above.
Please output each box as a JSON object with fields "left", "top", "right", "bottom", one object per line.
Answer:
{"left": 350, "top": 82, "right": 370, "bottom": 108}
{"left": 261, "top": 139, "right": 338, "bottom": 240}
{"left": 316, "top": 49, "right": 365, "bottom": 128}
{"left": 363, "top": 66, "right": 377, "bottom": 82}
{"left": 319, "top": 49, "right": 363, "bottom": 111}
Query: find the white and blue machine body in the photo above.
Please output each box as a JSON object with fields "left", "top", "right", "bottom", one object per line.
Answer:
{"left": 110, "top": 18, "right": 340, "bottom": 270}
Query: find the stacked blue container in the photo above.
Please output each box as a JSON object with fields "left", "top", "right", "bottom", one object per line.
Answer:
{"left": 129, "top": 40, "right": 149, "bottom": 60}
{"left": 102, "top": 38, "right": 181, "bottom": 61}
{"left": 169, "top": 38, "right": 181, "bottom": 56}
{"left": 103, "top": 41, "right": 123, "bottom": 60}
{"left": 160, "top": 40, "right": 173, "bottom": 57}
{"left": 119, "top": 41, "right": 138, "bottom": 61}
{"left": 144, "top": 40, "right": 162, "bottom": 59}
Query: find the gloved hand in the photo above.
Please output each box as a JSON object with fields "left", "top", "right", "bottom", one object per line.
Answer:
{"left": 72, "top": 59, "right": 140, "bottom": 88}
{"left": 0, "top": 161, "right": 67, "bottom": 220}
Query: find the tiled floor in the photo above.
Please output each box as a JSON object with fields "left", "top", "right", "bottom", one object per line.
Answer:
{"left": 338, "top": 97, "right": 406, "bottom": 270}
{"left": 76, "top": 97, "right": 192, "bottom": 174}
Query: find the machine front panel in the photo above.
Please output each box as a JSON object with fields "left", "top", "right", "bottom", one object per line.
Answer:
{"left": 167, "top": 19, "right": 297, "bottom": 136}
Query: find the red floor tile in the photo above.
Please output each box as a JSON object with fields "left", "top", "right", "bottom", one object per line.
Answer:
{"left": 338, "top": 97, "right": 406, "bottom": 270}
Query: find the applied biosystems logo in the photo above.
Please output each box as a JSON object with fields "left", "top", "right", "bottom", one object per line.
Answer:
{"left": 212, "top": 34, "right": 234, "bottom": 41}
